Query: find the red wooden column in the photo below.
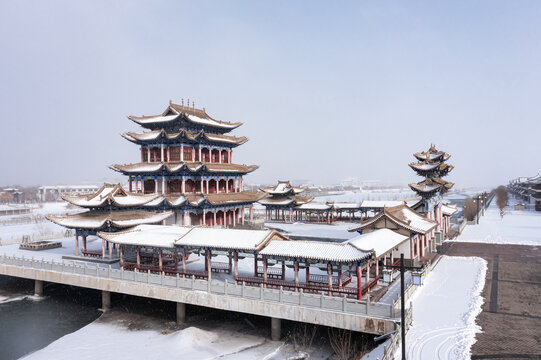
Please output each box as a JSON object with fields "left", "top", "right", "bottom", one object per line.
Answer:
{"left": 294, "top": 260, "right": 299, "bottom": 290}
{"left": 167, "top": 147, "right": 170, "bottom": 162}
{"left": 241, "top": 208, "right": 245, "bottom": 225}
{"left": 249, "top": 206, "right": 253, "bottom": 221}
{"left": 223, "top": 211, "right": 226, "bottom": 226}
{"left": 228, "top": 251, "right": 232, "bottom": 274}
{"left": 82, "top": 236, "right": 87, "bottom": 252}
{"left": 356, "top": 264, "right": 362, "bottom": 300}
{"left": 338, "top": 269, "right": 343, "bottom": 289}
{"left": 136, "top": 248, "right": 141, "bottom": 268}
{"left": 181, "top": 178, "right": 185, "bottom": 193}
{"left": 281, "top": 260, "right": 286, "bottom": 280}
{"left": 129, "top": 178, "right": 132, "bottom": 192}
{"left": 234, "top": 252, "right": 239, "bottom": 281}
{"left": 159, "top": 250, "right": 163, "bottom": 271}
{"left": 182, "top": 248, "right": 187, "bottom": 275}
{"left": 327, "top": 263, "right": 333, "bottom": 291}
{"left": 154, "top": 179, "right": 158, "bottom": 193}
{"left": 147, "top": 148, "right": 151, "bottom": 163}
{"left": 75, "top": 235, "right": 79, "bottom": 256}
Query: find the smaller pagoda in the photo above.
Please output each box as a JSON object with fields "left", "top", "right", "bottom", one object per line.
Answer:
{"left": 259, "top": 181, "right": 319, "bottom": 222}
{"left": 408, "top": 144, "right": 454, "bottom": 231}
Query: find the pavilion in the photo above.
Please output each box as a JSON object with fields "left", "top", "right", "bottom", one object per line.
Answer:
{"left": 97, "top": 225, "right": 409, "bottom": 300}
{"left": 348, "top": 204, "right": 438, "bottom": 265}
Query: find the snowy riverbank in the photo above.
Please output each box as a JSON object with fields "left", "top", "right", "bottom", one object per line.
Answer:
{"left": 22, "top": 311, "right": 289, "bottom": 360}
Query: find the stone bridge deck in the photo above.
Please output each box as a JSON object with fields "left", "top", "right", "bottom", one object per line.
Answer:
{"left": 0, "top": 254, "right": 401, "bottom": 336}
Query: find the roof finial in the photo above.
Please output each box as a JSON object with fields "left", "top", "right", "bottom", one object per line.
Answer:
{"left": 181, "top": 98, "right": 184, "bottom": 106}
{"left": 187, "top": 98, "right": 190, "bottom": 109}
{"left": 192, "top": 101, "right": 195, "bottom": 110}
{"left": 169, "top": 99, "right": 172, "bottom": 106}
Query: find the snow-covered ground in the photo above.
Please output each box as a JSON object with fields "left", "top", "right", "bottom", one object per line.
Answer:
{"left": 451, "top": 197, "right": 541, "bottom": 246}
{"left": 0, "top": 202, "right": 76, "bottom": 243}
{"left": 395, "top": 256, "right": 487, "bottom": 360}
{"left": 23, "top": 315, "right": 285, "bottom": 360}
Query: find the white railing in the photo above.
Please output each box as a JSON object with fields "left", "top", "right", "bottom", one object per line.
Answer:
{"left": 0, "top": 254, "right": 396, "bottom": 319}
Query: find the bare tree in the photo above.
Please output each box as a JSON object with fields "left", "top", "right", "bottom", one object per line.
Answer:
{"left": 495, "top": 186, "right": 509, "bottom": 219}
{"left": 463, "top": 197, "right": 477, "bottom": 221}
{"left": 327, "top": 328, "right": 366, "bottom": 360}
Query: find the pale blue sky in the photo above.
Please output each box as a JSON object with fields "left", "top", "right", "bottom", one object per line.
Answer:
{"left": 1, "top": 1, "right": 540, "bottom": 188}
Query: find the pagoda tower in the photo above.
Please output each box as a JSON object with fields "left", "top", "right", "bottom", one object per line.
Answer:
{"left": 408, "top": 144, "right": 454, "bottom": 230}
{"left": 50, "top": 100, "right": 263, "bottom": 245}
{"left": 108, "top": 99, "right": 262, "bottom": 226}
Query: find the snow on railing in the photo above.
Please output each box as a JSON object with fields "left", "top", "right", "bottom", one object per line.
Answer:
{"left": 0, "top": 253, "right": 396, "bottom": 318}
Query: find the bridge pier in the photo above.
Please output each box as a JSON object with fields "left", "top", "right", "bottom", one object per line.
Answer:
{"left": 271, "top": 317, "right": 281, "bottom": 341}
{"left": 34, "top": 280, "right": 43, "bottom": 297}
{"left": 102, "top": 290, "right": 111, "bottom": 311}
{"left": 176, "top": 302, "right": 186, "bottom": 324}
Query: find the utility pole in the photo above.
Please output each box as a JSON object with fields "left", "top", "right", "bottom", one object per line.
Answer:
{"left": 385, "top": 253, "right": 425, "bottom": 360}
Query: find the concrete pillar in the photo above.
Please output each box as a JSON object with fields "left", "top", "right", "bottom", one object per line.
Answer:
{"left": 176, "top": 302, "right": 186, "bottom": 324}
{"left": 271, "top": 317, "right": 281, "bottom": 341}
{"left": 34, "top": 280, "right": 43, "bottom": 297}
{"left": 102, "top": 290, "right": 111, "bottom": 311}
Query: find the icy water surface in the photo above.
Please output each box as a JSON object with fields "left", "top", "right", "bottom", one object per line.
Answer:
{"left": 0, "top": 276, "right": 101, "bottom": 360}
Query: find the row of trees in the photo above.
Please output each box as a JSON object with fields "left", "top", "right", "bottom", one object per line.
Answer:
{"left": 463, "top": 186, "right": 508, "bottom": 221}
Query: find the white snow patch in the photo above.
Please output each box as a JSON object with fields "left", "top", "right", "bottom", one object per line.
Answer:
{"left": 395, "top": 256, "right": 487, "bottom": 360}
{"left": 451, "top": 198, "right": 541, "bottom": 246}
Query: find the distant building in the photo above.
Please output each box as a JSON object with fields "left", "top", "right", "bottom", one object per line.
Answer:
{"left": 508, "top": 174, "right": 541, "bottom": 211}
{"left": 38, "top": 185, "right": 99, "bottom": 202}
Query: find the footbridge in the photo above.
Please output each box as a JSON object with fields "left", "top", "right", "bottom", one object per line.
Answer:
{"left": 0, "top": 254, "right": 404, "bottom": 339}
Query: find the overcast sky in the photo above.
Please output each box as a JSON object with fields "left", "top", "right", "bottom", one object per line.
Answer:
{"left": 1, "top": 1, "right": 540, "bottom": 189}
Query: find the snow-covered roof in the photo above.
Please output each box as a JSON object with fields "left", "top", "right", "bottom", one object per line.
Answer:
{"left": 360, "top": 200, "right": 405, "bottom": 209}
{"left": 349, "top": 204, "right": 438, "bottom": 234}
{"left": 110, "top": 162, "right": 258, "bottom": 175}
{"left": 128, "top": 103, "right": 242, "bottom": 131}
{"left": 331, "top": 202, "right": 361, "bottom": 210}
{"left": 260, "top": 240, "right": 371, "bottom": 263}
{"left": 345, "top": 229, "right": 409, "bottom": 258}
{"left": 442, "top": 203, "right": 458, "bottom": 216}
{"left": 99, "top": 225, "right": 288, "bottom": 251}
{"left": 293, "top": 202, "right": 331, "bottom": 211}
{"left": 47, "top": 210, "right": 173, "bottom": 230}
{"left": 62, "top": 183, "right": 161, "bottom": 208}
{"left": 99, "top": 224, "right": 191, "bottom": 248}
{"left": 260, "top": 181, "right": 305, "bottom": 195}
{"left": 175, "top": 227, "right": 288, "bottom": 251}
{"left": 122, "top": 129, "right": 248, "bottom": 146}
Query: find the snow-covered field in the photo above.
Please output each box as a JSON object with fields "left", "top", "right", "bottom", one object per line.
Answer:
{"left": 451, "top": 197, "right": 541, "bottom": 246}
{"left": 316, "top": 190, "right": 415, "bottom": 203}
{"left": 396, "top": 256, "right": 487, "bottom": 360}
{"left": 0, "top": 202, "right": 75, "bottom": 243}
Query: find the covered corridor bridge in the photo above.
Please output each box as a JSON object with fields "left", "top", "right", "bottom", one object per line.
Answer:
{"left": 98, "top": 225, "right": 409, "bottom": 301}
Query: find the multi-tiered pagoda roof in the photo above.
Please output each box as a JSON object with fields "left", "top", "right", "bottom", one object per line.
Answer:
{"left": 49, "top": 100, "right": 262, "bottom": 236}
{"left": 408, "top": 144, "right": 454, "bottom": 198}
